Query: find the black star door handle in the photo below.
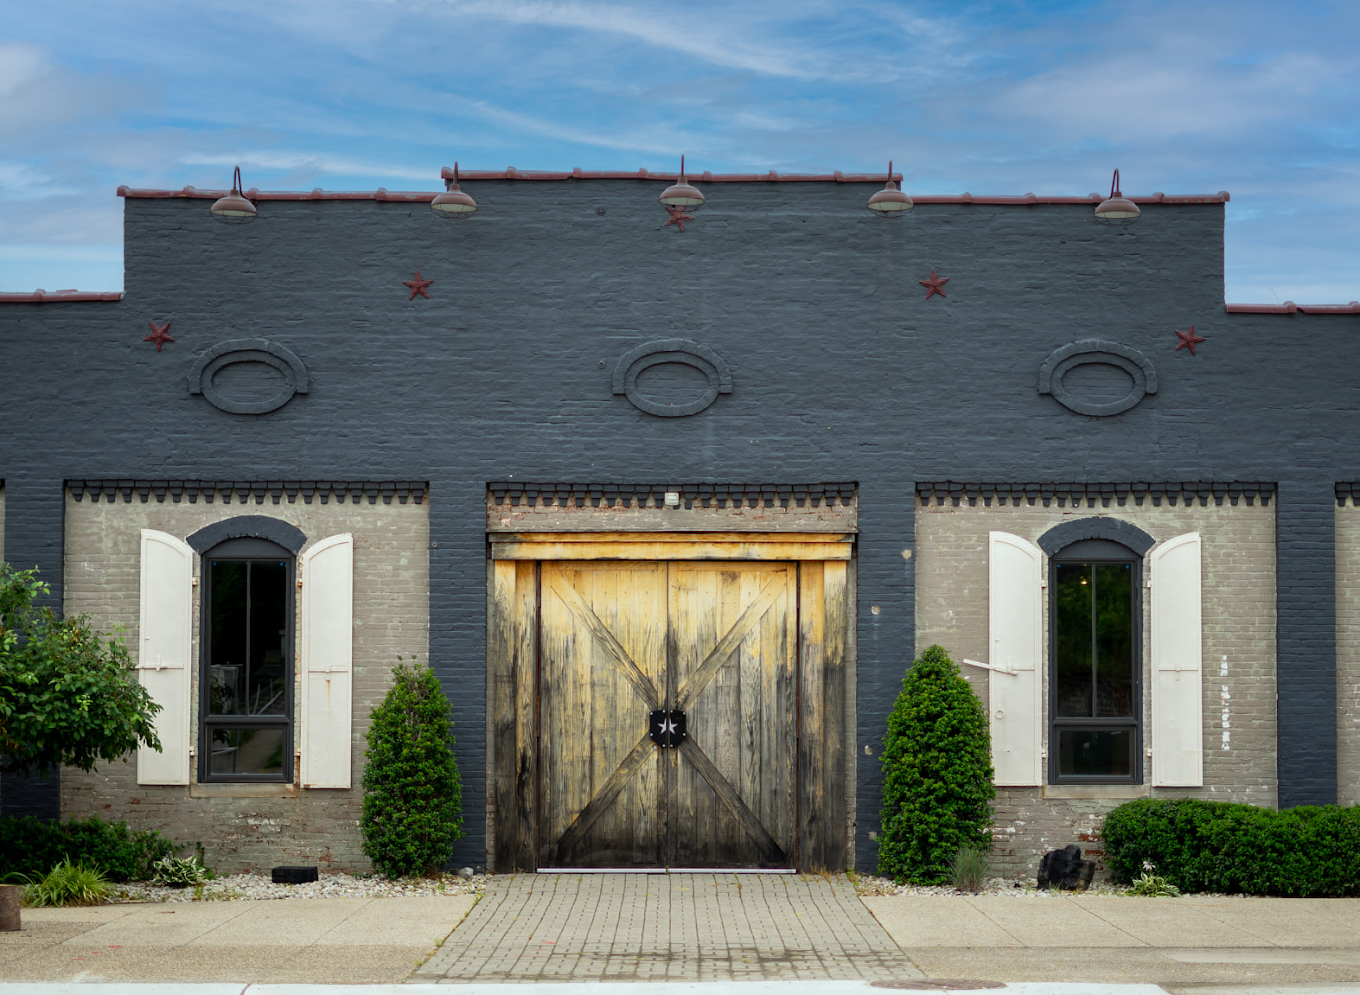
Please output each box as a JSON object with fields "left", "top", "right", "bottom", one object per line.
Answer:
{"left": 649, "top": 709, "right": 688, "bottom": 748}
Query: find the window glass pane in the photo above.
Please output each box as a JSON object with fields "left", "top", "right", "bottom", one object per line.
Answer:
{"left": 1056, "top": 728, "right": 1133, "bottom": 777}
{"left": 1054, "top": 562, "right": 1093, "bottom": 716}
{"left": 208, "top": 727, "right": 286, "bottom": 775}
{"left": 208, "top": 560, "right": 248, "bottom": 715}
{"left": 1095, "top": 563, "right": 1134, "bottom": 717}
{"left": 248, "top": 560, "right": 288, "bottom": 715}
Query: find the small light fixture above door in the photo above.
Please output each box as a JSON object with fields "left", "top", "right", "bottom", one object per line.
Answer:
{"left": 866, "top": 161, "right": 913, "bottom": 216}
{"left": 209, "top": 166, "right": 258, "bottom": 224}
{"left": 431, "top": 162, "right": 478, "bottom": 219}
{"left": 1095, "top": 169, "right": 1141, "bottom": 226}
{"left": 658, "top": 155, "right": 706, "bottom": 210}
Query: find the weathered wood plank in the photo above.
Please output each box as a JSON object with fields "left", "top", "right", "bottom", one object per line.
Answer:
{"left": 669, "top": 563, "right": 715, "bottom": 865}
{"left": 491, "top": 531, "right": 853, "bottom": 543}
{"left": 736, "top": 567, "right": 762, "bottom": 867}
{"left": 821, "top": 559, "right": 849, "bottom": 871}
{"left": 767, "top": 566, "right": 798, "bottom": 861}
{"left": 493, "top": 539, "right": 852, "bottom": 561}
{"left": 512, "top": 561, "right": 538, "bottom": 871}
{"left": 798, "top": 562, "right": 826, "bottom": 870}
{"left": 488, "top": 560, "right": 518, "bottom": 872}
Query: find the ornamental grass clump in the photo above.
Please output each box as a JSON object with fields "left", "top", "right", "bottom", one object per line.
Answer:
{"left": 951, "top": 847, "right": 991, "bottom": 893}
{"left": 361, "top": 660, "right": 463, "bottom": 878}
{"left": 877, "top": 645, "right": 995, "bottom": 885}
{"left": 20, "top": 860, "right": 112, "bottom": 907}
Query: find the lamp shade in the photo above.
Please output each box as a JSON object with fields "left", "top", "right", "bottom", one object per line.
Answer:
{"left": 659, "top": 178, "right": 705, "bottom": 207}
{"left": 209, "top": 167, "right": 257, "bottom": 224}
{"left": 866, "top": 162, "right": 913, "bottom": 215}
{"left": 431, "top": 183, "right": 478, "bottom": 216}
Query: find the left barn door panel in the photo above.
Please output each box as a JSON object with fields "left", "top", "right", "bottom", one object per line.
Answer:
{"left": 538, "top": 561, "right": 668, "bottom": 867}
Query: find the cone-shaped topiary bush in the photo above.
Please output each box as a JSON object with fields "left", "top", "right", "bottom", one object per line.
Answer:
{"left": 877, "top": 644, "right": 994, "bottom": 884}
{"left": 361, "top": 661, "right": 463, "bottom": 877}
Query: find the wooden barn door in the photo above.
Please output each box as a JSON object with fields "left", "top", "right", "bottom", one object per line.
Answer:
{"left": 488, "top": 532, "right": 850, "bottom": 873}
{"left": 538, "top": 560, "right": 797, "bottom": 868}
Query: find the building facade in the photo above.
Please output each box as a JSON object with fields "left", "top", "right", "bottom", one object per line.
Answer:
{"left": 0, "top": 168, "right": 1354, "bottom": 875}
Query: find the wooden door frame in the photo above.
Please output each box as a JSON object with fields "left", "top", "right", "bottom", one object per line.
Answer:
{"left": 486, "top": 532, "right": 855, "bottom": 872}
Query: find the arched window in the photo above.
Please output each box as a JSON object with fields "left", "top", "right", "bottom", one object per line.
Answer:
{"left": 1050, "top": 537, "right": 1141, "bottom": 783}
{"left": 200, "top": 536, "right": 294, "bottom": 782}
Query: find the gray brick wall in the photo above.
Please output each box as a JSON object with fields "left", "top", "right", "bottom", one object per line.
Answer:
{"left": 2, "top": 185, "right": 1354, "bottom": 866}
{"left": 1337, "top": 502, "right": 1360, "bottom": 805}
{"left": 912, "top": 497, "right": 1277, "bottom": 879}
{"left": 60, "top": 494, "right": 429, "bottom": 873}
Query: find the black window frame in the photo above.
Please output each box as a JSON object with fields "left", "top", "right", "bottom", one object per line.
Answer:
{"left": 198, "top": 536, "right": 295, "bottom": 784}
{"left": 1048, "top": 537, "right": 1143, "bottom": 785}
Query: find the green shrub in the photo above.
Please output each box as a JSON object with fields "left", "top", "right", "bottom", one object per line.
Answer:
{"left": 1103, "top": 798, "right": 1360, "bottom": 896}
{"left": 361, "top": 661, "right": 463, "bottom": 878}
{"left": 877, "top": 644, "right": 995, "bottom": 884}
{"left": 0, "top": 815, "right": 175, "bottom": 882}
{"left": 21, "top": 860, "right": 112, "bottom": 906}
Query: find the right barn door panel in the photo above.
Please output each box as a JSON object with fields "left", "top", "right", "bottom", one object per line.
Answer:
{"left": 668, "top": 562, "right": 798, "bottom": 868}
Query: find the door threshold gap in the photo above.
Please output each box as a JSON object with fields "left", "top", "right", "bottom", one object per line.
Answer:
{"left": 537, "top": 867, "right": 797, "bottom": 874}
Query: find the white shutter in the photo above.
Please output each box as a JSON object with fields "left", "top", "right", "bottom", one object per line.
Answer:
{"left": 988, "top": 531, "right": 1045, "bottom": 786}
{"left": 137, "top": 529, "right": 194, "bottom": 785}
{"left": 1150, "top": 532, "right": 1203, "bottom": 786}
{"left": 301, "top": 533, "right": 354, "bottom": 788}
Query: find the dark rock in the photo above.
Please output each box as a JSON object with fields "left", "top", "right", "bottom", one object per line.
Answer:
{"left": 272, "top": 866, "right": 319, "bottom": 884}
{"left": 1037, "top": 845, "right": 1095, "bottom": 890}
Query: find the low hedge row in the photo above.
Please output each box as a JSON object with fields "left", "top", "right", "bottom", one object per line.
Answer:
{"left": 0, "top": 815, "right": 177, "bottom": 883}
{"left": 1103, "top": 798, "right": 1360, "bottom": 896}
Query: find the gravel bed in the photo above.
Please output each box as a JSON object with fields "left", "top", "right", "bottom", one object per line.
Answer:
{"left": 114, "top": 870, "right": 487, "bottom": 903}
{"left": 851, "top": 873, "right": 1237, "bottom": 898}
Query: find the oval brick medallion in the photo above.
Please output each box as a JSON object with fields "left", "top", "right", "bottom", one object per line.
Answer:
{"left": 1037, "top": 339, "right": 1157, "bottom": 417}
{"left": 612, "top": 338, "right": 732, "bottom": 417}
{"left": 189, "top": 338, "right": 310, "bottom": 415}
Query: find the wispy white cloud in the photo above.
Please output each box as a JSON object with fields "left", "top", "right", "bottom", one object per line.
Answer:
{"left": 178, "top": 152, "right": 434, "bottom": 183}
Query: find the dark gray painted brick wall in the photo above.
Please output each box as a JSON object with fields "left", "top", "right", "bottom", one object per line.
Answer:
{"left": 0, "top": 180, "right": 1351, "bottom": 861}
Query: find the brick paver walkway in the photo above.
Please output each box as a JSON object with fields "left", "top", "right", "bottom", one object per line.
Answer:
{"left": 412, "top": 873, "right": 923, "bottom": 983}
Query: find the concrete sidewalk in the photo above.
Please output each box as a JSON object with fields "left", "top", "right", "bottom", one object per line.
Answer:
{"left": 865, "top": 891, "right": 1360, "bottom": 986}
{"left": 0, "top": 894, "right": 476, "bottom": 984}
{"left": 4, "top": 874, "right": 1360, "bottom": 989}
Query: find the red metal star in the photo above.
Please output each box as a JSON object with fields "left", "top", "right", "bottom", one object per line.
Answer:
{"left": 664, "top": 206, "right": 696, "bottom": 232}
{"left": 143, "top": 320, "right": 174, "bottom": 352}
{"left": 1174, "top": 325, "right": 1206, "bottom": 355}
{"left": 403, "top": 271, "right": 433, "bottom": 300}
{"left": 919, "top": 269, "right": 949, "bottom": 299}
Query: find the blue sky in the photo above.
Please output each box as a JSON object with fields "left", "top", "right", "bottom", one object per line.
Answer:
{"left": 2, "top": 0, "right": 1356, "bottom": 302}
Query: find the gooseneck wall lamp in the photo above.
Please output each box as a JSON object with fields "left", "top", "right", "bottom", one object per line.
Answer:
{"left": 209, "top": 166, "right": 257, "bottom": 224}
{"left": 1094, "top": 169, "right": 1141, "bottom": 225}
{"left": 866, "top": 161, "right": 913, "bottom": 216}
{"left": 659, "top": 156, "right": 706, "bottom": 209}
{"left": 431, "top": 163, "right": 478, "bottom": 218}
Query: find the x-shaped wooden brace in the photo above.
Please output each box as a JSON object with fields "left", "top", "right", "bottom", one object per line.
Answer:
{"left": 548, "top": 573, "right": 788, "bottom": 865}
